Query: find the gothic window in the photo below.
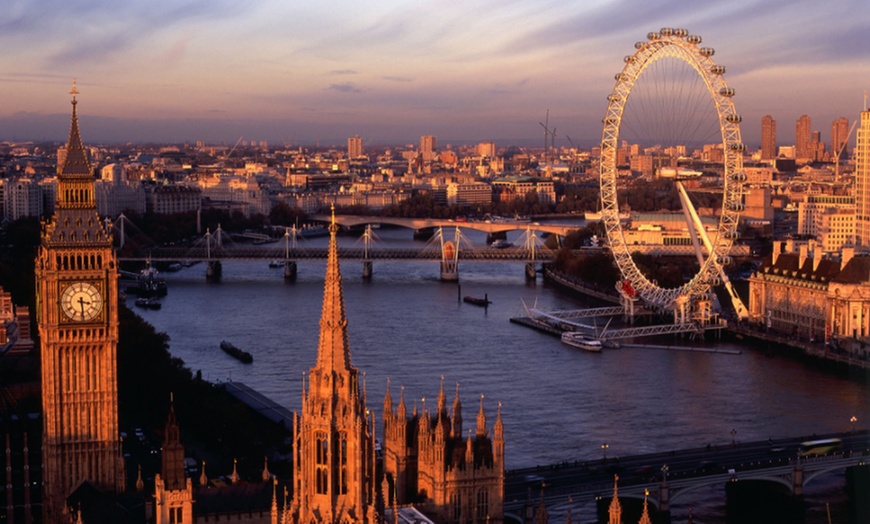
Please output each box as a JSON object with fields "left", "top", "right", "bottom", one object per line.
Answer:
{"left": 169, "top": 506, "right": 183, "bottom": 523}
{"left": 476, "top": 489, "right": 488, "bottom": 523}
{"left": 316, "top": 433, "right": 328, "bottom": 494}
{"left": 451, "top": 492, "right": 461, "bottom": 523}
{"left": 339, "top": 435, "right": 348, "bottom": 494}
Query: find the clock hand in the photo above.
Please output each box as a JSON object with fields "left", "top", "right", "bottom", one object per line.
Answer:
{"left": 77, "top": 296, "right": 91, "bottom": 319}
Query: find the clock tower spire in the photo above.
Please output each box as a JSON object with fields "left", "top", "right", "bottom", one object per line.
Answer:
{"left": 36, "top": 82, "right": 125, "bottom": 521}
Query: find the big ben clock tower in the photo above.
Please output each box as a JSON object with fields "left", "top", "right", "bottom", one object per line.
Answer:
{"left": 35, "top": 82, "right": 125, "bottom": 521}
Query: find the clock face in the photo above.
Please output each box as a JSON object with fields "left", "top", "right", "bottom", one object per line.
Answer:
{"left": 60, "top": 281, "right": 103, "bottom": 322}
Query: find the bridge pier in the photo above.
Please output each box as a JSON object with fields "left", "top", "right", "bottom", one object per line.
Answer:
{"left": 362, "top": 260, "right": 373, "bottom": 279}
{"left": 283, "top": 261, "right": 297, "bottom": 281}
{"left": 658, "top": 480, "right": 669, "bottom": 513}
{"left": 206, "top": 260, "right": 222, "bottom": 282}
{"left": 440, "top": 261, "right": 458, "bottom": 282}
{"left": 525, "top": 262, "right": 537, "bottom": 280}
{"left": 792, "top": 462, "right": 803, "bottom": 497}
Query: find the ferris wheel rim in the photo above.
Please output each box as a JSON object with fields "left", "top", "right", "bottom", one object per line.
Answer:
{"left": 598, "top": 29, "right": 744, "bottom": 311}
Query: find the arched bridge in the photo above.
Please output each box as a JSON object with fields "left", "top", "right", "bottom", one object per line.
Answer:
{"left": 308, "top": 214, "right": 581, "bottom": 237}
{"left": 504, "top": 430, "right": 870, "bottom": 515}
{"left": 119, "top": 245, "right": 555, "bottom": 262}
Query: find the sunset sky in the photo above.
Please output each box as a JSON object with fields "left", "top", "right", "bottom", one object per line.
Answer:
{"left": 1, "top": 0, "right": 868, "bottom": 147}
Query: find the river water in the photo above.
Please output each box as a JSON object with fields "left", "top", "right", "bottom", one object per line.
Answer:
{"left": 132, "top": 226, "right": 870, "bottom": 523}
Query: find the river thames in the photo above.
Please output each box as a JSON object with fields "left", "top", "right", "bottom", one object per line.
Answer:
{"left": 133, "top": 226, "right": 870, "bottom": 522}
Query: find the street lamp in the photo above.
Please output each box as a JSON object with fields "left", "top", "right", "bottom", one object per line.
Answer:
{"left": 601, "top": 442, "right": 609, "bottom": 461}
{"left": 851, "top": 416, "right": 858, "bottom": 432}
{"left": 731, "top": 428, "right": 737, "bottom": 446}
{"left": 661, "top": 464, "right": 669, "bottom": 482}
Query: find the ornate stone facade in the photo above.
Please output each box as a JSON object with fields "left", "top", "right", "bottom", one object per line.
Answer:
{"left": 749, "top": 240, "right": 870, "bottom": 355}
{"left": 282, "top": 211, "right": 379, "bottom": 524}
{"left": 35, "top": 84, "right": 125, "bottom": 521}
{"left": 382, "top": 379, "right": 504, "bottom": 524}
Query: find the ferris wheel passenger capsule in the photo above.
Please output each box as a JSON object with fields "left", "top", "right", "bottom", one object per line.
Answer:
{"left": 732, "top": 172, "right": 748, "bottom": 182}
{"left": 719, "top": 87, "right": 735, "bottom": 97}
{"left": 716, "top": 256, "right": 732, "bottom": 266}
{"left": 700, "top": 47, "right": 715, "bottom": 57}
{"left": 687, "top": 35, "right": 702, "bottom": 44}
{"left": 625, "top": 55, "right": 635, "bottom": 63}
{"left": 660, "top": 27, "right": 674, "bottom": 37}
{"left": 729, "top": 202, "right": 745, "bottom": 212}
{"left": 674, "top": 28, "right": 688, "bottom": 38}
{"left": 710, "top": 65, "right": 726, "bottom": 75}
{"left": 724, "top": 230, "right": 740, "bottom": 240}
{"left": 726, "top": 114, "right": 742, "bottom": 124}
{"left": 729, "top": 143, "right": 746, "bottom": 152}
{"left": 647, "top": 32, "right": 661, "bottom": 40}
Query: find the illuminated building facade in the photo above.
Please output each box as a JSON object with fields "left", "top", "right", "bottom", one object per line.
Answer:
{"left": 35, "top": 84, "right": 125, "bottom": 521}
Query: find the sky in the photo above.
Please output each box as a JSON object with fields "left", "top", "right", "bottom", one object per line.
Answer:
{"left": 1, "top": 0, "right": 869, "bottom": 148}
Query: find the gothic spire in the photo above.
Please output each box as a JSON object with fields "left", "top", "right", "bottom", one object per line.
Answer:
{"left": 384, "top": 378, "right": 393, "bottom": 417}
{"left": 62, "top": 78, "right": 91, "bottom": 178}
{"left": 451, "top": 382, "right": 462, "bottom": 438}
{"left": 199, "top": 461, "right": 208, "bottom": 487}
{"left": 476, "top": 394, "right": 487, "bottom": 437}
{"left": 315, "top": 205, "right": 352, "bottom": 372}
{"left": 638, "top": 490, "right": 652, "bottom": 524}
{"left": 230, "top": 458, "right": 240, "bottom": 484}
{"left": 398, "top": 385, "right": 407, "bottom": 420}
{"left": 161, "top": 393, "right": 186, "bottom": 491}
{"left": 437, "top": 375, "right": 447, "bottom": 417}
{"left": 607, "top": 475, "right": 622, "bottom": 524}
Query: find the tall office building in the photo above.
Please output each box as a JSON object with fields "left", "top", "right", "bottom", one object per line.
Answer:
{"left": 35, "top": 83, "right": 125, "bottom": 521}
{"left": 855, "top": 108, "right": 870, "bottom": 246}
{"left": 348, "top": 135, "right": 363, "bottom": 158}
{"left": 420, "top": 135, "right": 437, "bottom": 154}
{"left": 761, "top": 115, "right": 777, "bottom": 160}
{"left": 796, "top": 114, "right": 812, "bottom": 162}
{"left": 832, "top": 117, "right": 850, "bottom": 158}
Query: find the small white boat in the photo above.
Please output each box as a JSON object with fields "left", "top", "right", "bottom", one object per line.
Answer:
{"left": 561, "top": 332, "right": 602, "bottom": 352}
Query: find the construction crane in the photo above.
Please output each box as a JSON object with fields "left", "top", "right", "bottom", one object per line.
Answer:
{"left": 833, "top": 119, "right": 858, "bottom": 179}
{"left": 224, "top": 136, "right": 243, "bottom": 162}
{"left": 539, "top": 109, "right": 550, "bottom": 164}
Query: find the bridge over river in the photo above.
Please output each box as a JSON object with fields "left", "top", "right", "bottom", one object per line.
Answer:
{"left": 504, "top": 430, "right": 870, "bottom": 517}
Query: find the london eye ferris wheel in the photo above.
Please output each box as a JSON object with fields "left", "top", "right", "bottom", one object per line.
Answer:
{"left": 598, "top": 28, "right": 747, "bottom": 322}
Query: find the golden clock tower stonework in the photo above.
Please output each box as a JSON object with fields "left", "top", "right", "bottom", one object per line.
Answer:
{"left": 35, "top": 84, "right": 125, "bottom": 521}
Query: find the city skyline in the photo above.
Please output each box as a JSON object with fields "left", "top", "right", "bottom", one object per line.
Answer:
{"left": 1, "top": 0, "right": 869, "bottom": 147}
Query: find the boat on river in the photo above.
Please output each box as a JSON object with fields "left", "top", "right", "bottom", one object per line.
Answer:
{"left": 134, "top": 297, "right": 161, "bottom": 310}
{"left": 268, "top": 260, "right": 284, "bottom": 268}
{"left": 561, "top": 332, "right": 602, "bottom": 352}
{"left": 463, "top": 294, "right": 491, "bottom": 307}
{"left": 220, "top": 340, "right": 253, "bottom": 364}
{"left": 127, "top": 263, "right": 168, "bottom": 297}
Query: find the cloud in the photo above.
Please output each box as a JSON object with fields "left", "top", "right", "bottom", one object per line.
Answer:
{"left": 488, "top": 78, "right": 530, "bottom": 96}
{"left": 328, "top": 69, "right": 358, "bottom": 76}
{"left": 328, "top": 82, "right": 362, "bottom": 94}
{"left": 1, "top": 1, "right": 248, "bottom": 69}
